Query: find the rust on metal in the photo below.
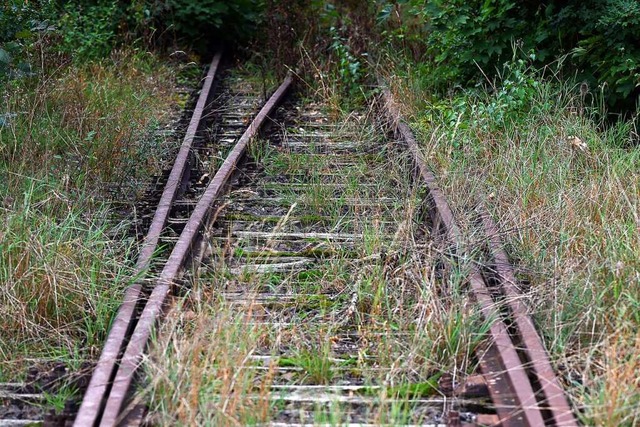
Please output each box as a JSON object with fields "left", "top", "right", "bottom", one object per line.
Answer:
{"left": 470, "top": 268, "right": 544, "bottom": 426}
{"left": 473, "top": 414, "right": 501, "bottom": 426}
{"left": 447, "top": 410, "right": 462, "bottom": 427}
{"left": 439, "top": 372, "right": 454, "bottom": 397}
{"left": 74, "top": 52, "right": 223, "bottom": 427}
{"left": 98, "top": 73, "right": 294, "bottom": 426}
{"left": 381, "top": 87, "right": 461, "bottom": 244}
{"left": 480, "top": 207, "right": 577, "bottom": 426}
{"left": 380, "top": 84, "right": 574, "bottom": 426}
{"left": 454, "top": 374, "right": 490, "bottom": 398}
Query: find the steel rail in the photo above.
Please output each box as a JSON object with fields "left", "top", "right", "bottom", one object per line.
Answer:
{"left": 380, "top": 89, "right": 460, "bottom": 246}
{"left": 74, "top": 52, "right": 223, "bottom": 427}
{"left": 381, "top": 86, "right": 574, "bottom": 426}
{"left": 469, "top": 266, "right": 545, "bottom": 426}
{"left": 480, "top": 208, "right": 577, "bottom": 426}
{"left": 98, "top": 73, "right": 294, "bottom": 427}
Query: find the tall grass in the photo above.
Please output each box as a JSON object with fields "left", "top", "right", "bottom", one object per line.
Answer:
{"left": 0, "top": 49, "right": 177, "bottom": 380}
{"left": 0, "top": 179, "right": 133, "bottom": 373}
{"left": 385, "top": 57, "right": 640, "bottom": 425}
{"left": 140, "top": 97, "right": 491, "bottom": 425}
{"left": 1, "top": 50, "right": 176, "bottom": 193}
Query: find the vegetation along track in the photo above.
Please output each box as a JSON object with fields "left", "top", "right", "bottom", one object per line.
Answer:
{"left": 4, "top": 52, "right": 577, "bottom": 426}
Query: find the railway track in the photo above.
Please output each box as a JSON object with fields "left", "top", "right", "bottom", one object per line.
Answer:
{"left": 381, "top": 91, "right": 577, "bottom": 427}
{"left": 0, "top": 52, "right": 577, "bottom": 426}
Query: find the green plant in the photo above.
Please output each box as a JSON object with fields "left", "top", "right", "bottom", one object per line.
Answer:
{"left": 389, "top": 0, "right": 539, "bottom": 89}
{"left": 0, "top": 42, "right": 178, "bottom": 380}
{"left": 0, "top": 179, "right": 131, "bottom": 376}
{"left": 0, "top": 1, "right": 56, "bottom": 82}
{"left": 159, "top": 0, "right": 265, "bottom": 48}
{"left": 376, "top": 0, "right": 640, "bottom": 113}
{"left": 42, "top": 382, "right": 79, "bottom": 414}
{"left": 425, "top": 52, "right": 547, "bottom": 144}
{"left": 58, "top": 1, "right": 122, "bottom": 61}
{"left": 330, "top": 26, "right": 363, "bottom": 100}
{"left": 282, "top": 345, "right": 335, "bottom": 384}
{"left": 559, "top": 0, "right": 640, "bottom": 109}
{"left": 387, "top": 52, "right": 640, "bottom": 422}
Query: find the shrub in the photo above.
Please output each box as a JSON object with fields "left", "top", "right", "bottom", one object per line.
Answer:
{"left": 0, "top": 1, "right": 56, "bottom": 80}
{"left": 1, "top": 1, "right": 268, "bottom": 70}
{"left": 554, "top": 0, "right": 640, "bottom": 109}
{"left": 58, "top": 1, "right": 123, "bottom": 61}
{"left": 159, "top": 0, "right": 264, "bottom": 47}
{"left": 376, "top": 0, "right": 640, "bottom": 113}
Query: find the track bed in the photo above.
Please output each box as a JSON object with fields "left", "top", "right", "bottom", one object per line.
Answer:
{"left": 143, "top": 94, "right": 501, "bottom": 426}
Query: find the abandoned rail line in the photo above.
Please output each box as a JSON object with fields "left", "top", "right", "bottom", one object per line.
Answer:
{"left": 1, "top": 52, "right": 577, "bottom": 426}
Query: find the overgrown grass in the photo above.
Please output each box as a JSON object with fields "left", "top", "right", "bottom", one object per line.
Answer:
{"left": 140, "top": 97, "right": 489, "bottom": 425}
{"left": 2, "top": 49, "right": 178, "bottom": 193}
{"left": 0, "top": 49, "right": 179, "bottom": 380}
{"left": 0, "top": 180, "right": 132, "bottom": 371}
{"left": 385, "top": 57, "right": 640, "bottom": 425}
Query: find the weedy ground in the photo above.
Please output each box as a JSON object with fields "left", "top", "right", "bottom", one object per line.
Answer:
{"left": 0, "top": 48, "right": 189, "bottom": 393}
{"left": 383, "top": 56, "right": 640, "bottom": 425}
{"left": 139, "top": 81, "right": 490, "bottom": 425}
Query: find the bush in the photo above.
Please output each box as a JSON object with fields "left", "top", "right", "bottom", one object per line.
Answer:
{"left": 0, "top": 1, "right": 56, "bottom": 80}
{"left": 416, "top": 1, "right": 540, "bottom": 86}
{"left": 377, "top": 0, "right": 640, "bottom": 113}
{"left": 58, "top": 1, "right": 123, "bottom": 61}
{"left": 159, "top": 0, "right": 264, "bottom": 47}
{"left": 1, "top": 0, "right": 267, "bottom": 73}
{"left": 554, "top": 0, "right": 640, "bottom": 109}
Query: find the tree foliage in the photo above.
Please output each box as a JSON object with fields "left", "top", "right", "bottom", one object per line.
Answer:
{"left": 377, "top": 0, "right": 640, "bottom": 112}
{"left": 0, "top": 0, "right": 266, "bottom": 71}
{"left": 161, "top": 0, "right": 264, "bottom": 43}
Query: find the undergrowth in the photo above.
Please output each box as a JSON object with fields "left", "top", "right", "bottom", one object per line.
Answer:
{"left": 384, "top": 53, "right": 640, "bottom": 425}
{"left": 375, "top": 0, "right": 640, "bottom": 113}
{"left": 0, "top": 49, "right": 178, "bottom": 380}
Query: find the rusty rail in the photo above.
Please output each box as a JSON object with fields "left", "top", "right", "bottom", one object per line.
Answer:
{"left": 74, "top": 49, "right": 293, "bottom": 425}
{"left": 74, "top": 52, "right": 222, "bottom": 427}
{"left": 480, "top": 207, "right": 576, "bottom": 426}
{"left": 97, "top": 73, "right": 293, "bottom": 427}
{"left": 381, "top": 86, "right": 577, "bottom": 426}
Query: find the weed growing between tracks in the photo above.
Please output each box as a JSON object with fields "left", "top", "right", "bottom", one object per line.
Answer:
{"left": 141, "top": 99, "right": 490, "bottom": 425}
{"left": 0, "top": 50, "right": 180, "bottom": 383}
{"left": 383, "top": 57, "right": 640, "bottom": 424}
